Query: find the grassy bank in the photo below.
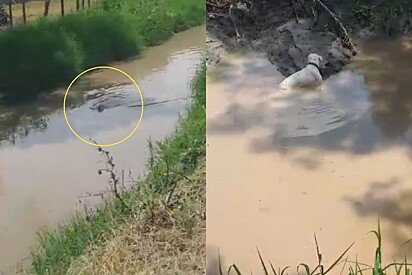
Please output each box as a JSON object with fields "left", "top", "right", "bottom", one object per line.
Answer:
{"left": 0, "top": 0, "right": 205, "bottom": 104}
{"left": 27, "top": 61, "right": 206, "bottom": 274}
{"left": 349, "top": 0, "right": 412, "bottom": 32}
{"left": 220, "top": 222, "right": 412, "bottom": 275}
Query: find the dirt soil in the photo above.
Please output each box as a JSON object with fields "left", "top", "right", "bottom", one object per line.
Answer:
{"left": 206, "top": 0, "right": 377, "bottom": 77}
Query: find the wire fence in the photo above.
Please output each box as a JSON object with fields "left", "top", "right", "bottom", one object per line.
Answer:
{"left": 0, "top": 0, "right": 97, "bottom": 28}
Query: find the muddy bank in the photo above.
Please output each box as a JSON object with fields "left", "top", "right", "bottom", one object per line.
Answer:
{"left": 206, "top": 0, "right": 410, "bottom": 77}
{"left": 206, "top": 19, "right": 352, "bottom": 78}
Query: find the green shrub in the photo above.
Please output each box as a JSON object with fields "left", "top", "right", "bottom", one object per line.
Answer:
{"left": 0, "top": 0, "right": 205, "bottom": 104}
{"left": 56, "top": 11, "right": 142, "bottom": 67}
{"left": 0, "top": 21, "right": 83, "bottom": 103}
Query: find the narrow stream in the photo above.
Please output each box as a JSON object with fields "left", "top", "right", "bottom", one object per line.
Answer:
{"left": 0, "top": 25, "right": 205, "bottom": 273}
{"left": 207, "top": 38, "right": 412, "bottom": 273}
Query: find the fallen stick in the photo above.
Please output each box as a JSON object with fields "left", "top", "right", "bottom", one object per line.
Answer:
{"left": 314, "top": 0, "right": 357, "bottom": 54}
{"left": 206, "top": 0, "right": 237, "bottom": 11}
{"left": 291, "top": 0, "right": 300, "bottom": 22}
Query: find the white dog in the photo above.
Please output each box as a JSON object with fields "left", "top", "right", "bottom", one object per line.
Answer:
{"left": 279, "top": 53, "right": 324, "bottom": 90}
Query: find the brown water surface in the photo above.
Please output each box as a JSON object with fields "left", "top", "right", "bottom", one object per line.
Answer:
{"left": 207, "top": 38, "right": 412, "bottom": 274}
{"left": 0, "top": 25, "right": 204, "bottom": 273}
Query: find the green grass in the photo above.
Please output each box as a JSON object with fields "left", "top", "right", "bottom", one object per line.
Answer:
{"left": 0, "top": 0, "right": 205, "bottom": 104}
{"left": 28, "top": 61, "right": 206, "bottom": 275}
{"left": 349, "top": 0, "right": 412, "bottom": 31}
{"left": 220, "top": 220, "right": 412, "bottom": 275}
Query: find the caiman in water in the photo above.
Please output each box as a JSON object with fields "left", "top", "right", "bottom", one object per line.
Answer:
{"left": 83, "top": 84, "right": 152, "bottom": 112}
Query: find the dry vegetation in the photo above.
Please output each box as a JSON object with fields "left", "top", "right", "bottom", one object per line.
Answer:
{"left": 67, "top": 161, "right": 206, "bottom": 275}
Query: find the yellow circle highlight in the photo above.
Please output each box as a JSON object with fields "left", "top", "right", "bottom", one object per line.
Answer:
{"left": 63, "top": 66, "right": 144, "bottom": 147}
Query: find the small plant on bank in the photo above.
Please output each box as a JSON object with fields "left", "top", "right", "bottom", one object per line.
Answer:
{"left": 91, "top": 139, "right": 128, "bottom": 210}
{"left": 219, "top": 220, "right": 412, "bottom": 275}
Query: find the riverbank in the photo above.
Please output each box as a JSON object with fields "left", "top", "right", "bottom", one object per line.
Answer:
{"left": 206, "top": 0, "right": 411, "bottom": 76}
{"left": 0, "top": 0, "right": 205, "bottom": 104}
{"left": 26, "top": 60, "right": 205, "bottom": 274}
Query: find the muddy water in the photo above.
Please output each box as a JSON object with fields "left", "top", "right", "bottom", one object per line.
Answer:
{"left": 0, "top": 25, "right": 204, "bottom": 273}
{"left": 207, "top": 39, "right": 412, "bottom": 274}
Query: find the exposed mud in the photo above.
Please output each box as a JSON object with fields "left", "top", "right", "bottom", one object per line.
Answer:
{"left": 206, "top": 0, "right": 382, "bottom": 78}
{"left": 206, "top": 32, "right": 228, "bottom": 69}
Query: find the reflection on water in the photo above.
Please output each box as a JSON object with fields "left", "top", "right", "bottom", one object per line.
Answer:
{"left": 207, "top": 37, "right": 412, "bottom": 273}
{"left": 0, "top": 25, "right": 205, "bottom": 273}
{"left": 349, "top": 38, "right": 412, "bottom": 140}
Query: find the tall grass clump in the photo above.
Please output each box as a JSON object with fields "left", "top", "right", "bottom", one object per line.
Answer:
{"left": 350, "top": 0, "right": 412, "bottom": 32}
{"left": 0, "top": 0, "right": 205, "bottom": 104}
{"left": 0, "top": 21, "right": 83, "bottom": 103}
{"left": 55, "top": 11, "right": 143, "bottom": 67}
{"left": 122, "top": 0, "right": 206, "bottom": 46}
{"left": 146, "top": 61, "right": 206, "bottom": 192}
{"left": 219, "top": 220, "right": 412, "bottom": 275}
{"left": 29, "top": 61, "right": 206, "bottom": 274}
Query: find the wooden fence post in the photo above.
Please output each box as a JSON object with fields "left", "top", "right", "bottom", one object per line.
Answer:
{"left": 82, "top": 0, "right": 84, "bottom": 10}
{"left": 8, "top": 0, "right": 13, "bottom": 28}
{"left": 22, "top": 1, "right": 26, "bottom": 24}
{"left": 43, "top": 0, "right": 51, "bottom": 17}
{"left": 60, "top": 0, "right": 64, "bottom": 16}
{"left": 76, "top": 0, "right": 79, "bottom": 11}
{"left": 87, "top": 0, "right": 90, "bottom": 8}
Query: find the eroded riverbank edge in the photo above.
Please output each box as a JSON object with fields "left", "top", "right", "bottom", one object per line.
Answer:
{"left": 24, "top": 61, "right": 206, "bottom": 274}
{"left": 206, "top": 3, "right": 404, "bottom": 77}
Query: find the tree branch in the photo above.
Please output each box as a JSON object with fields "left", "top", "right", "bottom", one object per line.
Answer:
{"left": 314, "top": 0, "right": 357, "bottom": 54}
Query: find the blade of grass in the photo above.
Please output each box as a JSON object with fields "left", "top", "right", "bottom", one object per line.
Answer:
{"left": 314, "top": 234, "right": 324, "bottom": 275}
{"left": 218, "top": 250, "right": 224, "bottom": 275}
{"left": 324, "top": 242, "right": 355, "bottom": 274}
{"left": 393, "top": 259, "right": 403, "bottom": 275}
{"left": 297, "top": 263, "right": 311, "bottom": 275}
{"left": 346, "top": 261, "right": 373, "bottom": 269}
{"left": 339, "top": 257, "right": 348, "bottom": 275}
{"left": 281, "top": 266, "right": 291, "bottom": 275}
{"left": 356, "top": 255, "right": 365, "bottom": 275}
{"left": 269, "top": 261, "right": 278, "bottom": 275}
{"left": 257, "top": 247, "right": 269, "bottom": 275}
{"left": 228, "top": 264, "right": 242, "bottom": 275}
{"left": 383, "top": 262, "right": 412, "bottom": 272}
{"left": 368, "top": 219, "right": 382, "bottom": 275}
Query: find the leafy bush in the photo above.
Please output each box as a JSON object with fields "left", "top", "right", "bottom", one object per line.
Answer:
{"left": 0, "top": 21, "right": 83, "bottom": 103}
{"left": 56, "top": 11, "right": 142, "bottom": 67}
{"left": 0, "top": 0, "right": 205, "bottom": 104}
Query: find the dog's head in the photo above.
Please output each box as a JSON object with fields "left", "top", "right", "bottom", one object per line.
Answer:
{"left": 308, "top": 53, "right": 323, "bottom": 66}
